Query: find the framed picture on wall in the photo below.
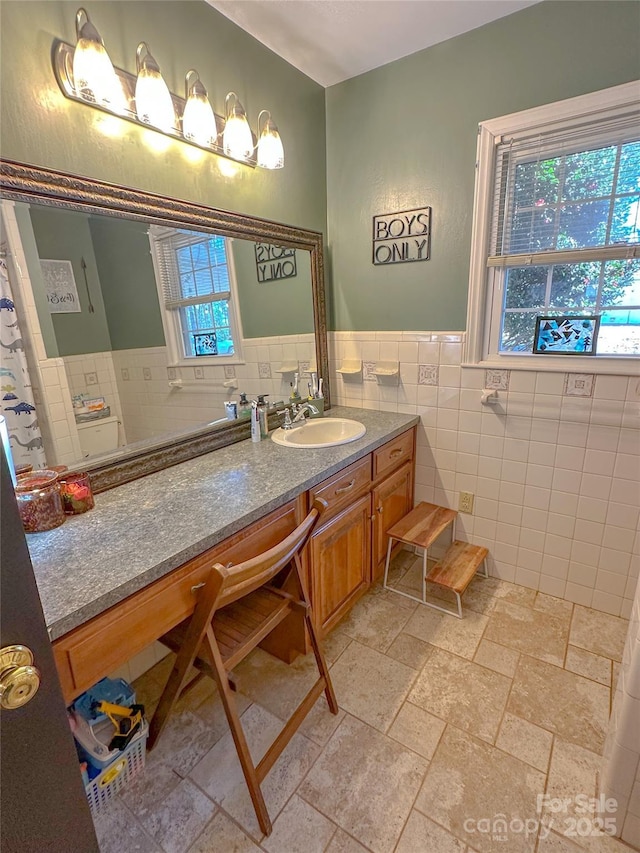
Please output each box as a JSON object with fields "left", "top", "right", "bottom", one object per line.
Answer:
{"left": 533, "top": 315, "right": 600, "bottom": 355}
{"left": 40, "top": 259, "right": 81, "bottom": 313}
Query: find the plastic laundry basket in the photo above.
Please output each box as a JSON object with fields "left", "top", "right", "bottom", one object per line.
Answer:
{"left": 84, "top": 719, "right": 148, "bottom": 817}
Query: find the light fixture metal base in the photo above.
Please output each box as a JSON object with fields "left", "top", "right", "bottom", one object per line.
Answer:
{"left": 52, "top": 40, "right": 258, "bottom": 167}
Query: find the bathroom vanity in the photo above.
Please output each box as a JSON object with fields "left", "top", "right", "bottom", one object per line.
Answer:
{"left": 26, "top": 407, "right": 418, "bottom": 704}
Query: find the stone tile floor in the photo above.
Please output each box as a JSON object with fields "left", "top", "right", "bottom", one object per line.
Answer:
{"left": 93, "top": 550, "right": 635, "bottom": 853}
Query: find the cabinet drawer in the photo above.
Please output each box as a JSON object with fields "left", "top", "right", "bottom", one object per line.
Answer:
{"left": 373, "top": 429, "right": 414, "bottom": 481}
{"left": 53, "top": 498, "right": 302, "bottom": 703}
{"left": 309, "top": 456, "right": 371, "bottom": 520}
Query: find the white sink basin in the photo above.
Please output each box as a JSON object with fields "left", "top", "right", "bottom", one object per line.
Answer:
{"left": 271, "top": 417, "right": 366, "bottom": 449}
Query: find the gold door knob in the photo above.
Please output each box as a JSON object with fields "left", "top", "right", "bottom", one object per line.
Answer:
{"left": 0, "top": 645, "right": 41, "bottom": 710}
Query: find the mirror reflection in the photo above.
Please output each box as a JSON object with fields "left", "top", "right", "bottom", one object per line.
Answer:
{"left": 1, "top": 200, "right": 317, "bottom": 473}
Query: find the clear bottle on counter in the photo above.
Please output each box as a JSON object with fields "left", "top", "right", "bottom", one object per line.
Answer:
{"left": 14, "top": 470, "right": 66, "bottom": 533}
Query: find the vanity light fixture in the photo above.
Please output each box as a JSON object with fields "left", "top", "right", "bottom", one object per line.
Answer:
{"left": 72, "top": 7, "right": 125, "bottom": 112}
{"left": 135, "top": 42, "right": 176, "bottom": 133}
{"left": 52, "top": 8, "right": 285, "bottom": 169}
{"left": 182, "top": 70, "right": 218, "bottom": 147}
{"left": 257, "top": 110, "right": 284, "bottom": 170}
{"left": 223, "top": 93, "right": 254, "bottom": 161}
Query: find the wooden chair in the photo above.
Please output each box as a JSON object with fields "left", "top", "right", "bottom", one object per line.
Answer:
{"left": 148, "top": 501, "right": 338, "bottom": 836}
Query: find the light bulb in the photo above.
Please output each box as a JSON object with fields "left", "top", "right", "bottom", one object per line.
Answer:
{"left": 72, "top": 8, "right": 125, "bottom": 112}
{"left": 223, "top": 93, "right": 254, "bottom": 161}
{"left": 135, "top": 42, "right": 176, "bottom": 133}
{"left": 257, "top": 112, "right": 284, "bottom": 169}
{"left": 182, "top": 71, "right": 217, "bottom": 148}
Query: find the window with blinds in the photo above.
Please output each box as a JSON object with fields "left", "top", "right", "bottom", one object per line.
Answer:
{"left": 487, "top": 115, "right": 640, "bottom": 356}
{"left": 151, "top": 227, "right": 238, "bottom": 359}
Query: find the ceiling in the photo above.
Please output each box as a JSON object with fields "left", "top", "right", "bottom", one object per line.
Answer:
{"left": 207, "top": 0, "right": 540, "bottom": 88}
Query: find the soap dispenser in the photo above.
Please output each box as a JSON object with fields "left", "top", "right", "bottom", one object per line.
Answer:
{"left": 238, "top": 392, "right": 251, "bottom": 420}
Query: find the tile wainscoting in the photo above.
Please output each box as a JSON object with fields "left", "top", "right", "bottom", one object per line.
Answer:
{"left": 601, "top": 576, "right": 640, "bottom": 848}
{"left": 329, "top": 331, "right": 640, "bottom": 619}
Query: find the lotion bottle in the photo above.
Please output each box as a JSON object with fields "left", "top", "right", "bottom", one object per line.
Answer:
{"left": 251, "top": 401, "right": 261, "bottom": 442}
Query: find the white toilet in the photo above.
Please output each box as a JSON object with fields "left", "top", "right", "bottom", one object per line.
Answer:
{"left": 76, "top": 416, "right": 120, "bottom": 458}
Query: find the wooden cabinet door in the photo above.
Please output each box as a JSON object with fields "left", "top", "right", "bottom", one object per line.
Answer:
{"left": 372, "top": 462, "right": 414, "bottom": 579}
{"left": 310, "top": 494, "right": 371, "bottom": 636}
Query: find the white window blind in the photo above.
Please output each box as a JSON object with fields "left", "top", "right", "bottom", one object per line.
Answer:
{"left": 489, "top": 113, "right": 640, "bottom": 268}
{"left": 152, "top": 228, "right": 231, "bottom": 308}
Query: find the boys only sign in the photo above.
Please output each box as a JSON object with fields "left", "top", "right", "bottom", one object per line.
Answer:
{"left": 372, "top": 207, "right": 431, "bottom": 265}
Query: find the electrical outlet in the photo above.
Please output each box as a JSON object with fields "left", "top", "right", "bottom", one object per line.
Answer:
{"left": 459, "top": 491, "right": 474, "bottom": 514}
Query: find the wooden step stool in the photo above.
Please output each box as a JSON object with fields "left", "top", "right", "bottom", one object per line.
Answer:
{"left": 383, "top": 501, "right": 488, "bottom": 618}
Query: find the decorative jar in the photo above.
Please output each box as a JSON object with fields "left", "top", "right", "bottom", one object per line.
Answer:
{"left": 59, "top": 472, "right": 95, "bottom": 515}
{"left": 15, "top": 470, "right": 66, "bottom": 533}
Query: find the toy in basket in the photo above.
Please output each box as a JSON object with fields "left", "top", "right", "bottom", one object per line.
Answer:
{"left": 69, "top": 677, "right": 148, "bottom": 816}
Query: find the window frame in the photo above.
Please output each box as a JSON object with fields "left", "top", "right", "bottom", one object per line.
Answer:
{"left": 464, "top": 81, "right": 640, "bottom": 374}
{"left": 149, "top": 225, "right": 244, "bottom": 368}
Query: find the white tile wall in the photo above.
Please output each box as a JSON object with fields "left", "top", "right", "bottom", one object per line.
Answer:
{"left": 601, "top": 578, "right": 640, "bottom": 847}
{"left": 330, "top": 330, "right": 640, "bottom": 618}
{"left": 112, "top": 333, "right": 317, "bottom": 444}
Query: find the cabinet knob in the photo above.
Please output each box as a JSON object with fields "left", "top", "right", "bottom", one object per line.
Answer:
{"left": 377, "top": 505, "right": 383, "bottom": 513}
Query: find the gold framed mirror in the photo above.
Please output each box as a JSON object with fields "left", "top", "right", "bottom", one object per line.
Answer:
{"left": 0, "top": 159, "right": 329, "bottom": 491}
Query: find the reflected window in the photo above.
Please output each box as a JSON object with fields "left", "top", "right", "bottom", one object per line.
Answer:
{"left": 150, "top": 227, "right": 242, "bottom": 362}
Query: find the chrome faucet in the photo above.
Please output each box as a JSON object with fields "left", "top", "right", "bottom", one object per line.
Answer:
{"left": 293, "top": 401, "right": 319, "bottom": 422}
{"left": 281, "top": 401, "right": 320, "bottom": 429}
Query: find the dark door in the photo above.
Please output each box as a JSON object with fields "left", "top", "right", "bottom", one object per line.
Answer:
{"left": 0, "top": 450, "right": 99, "bottom": 852}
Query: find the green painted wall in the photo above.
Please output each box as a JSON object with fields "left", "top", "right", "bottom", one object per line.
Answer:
{"left": 325, "top": 1, "right": 640, "bottom": 331}
{"left": 88, "top": 216, "right": 165, "bottom": 350}
{"left": 233, "top": 240, "right": 314, "bottom": 338}
{"left": 25, "top": 204, "right": 314, "bottom": 354}
{"left": 29, "top": 206, "right": 112, "bottom": 355}
{"left": 0, "top": 1, "right": 327, "bottom": 234}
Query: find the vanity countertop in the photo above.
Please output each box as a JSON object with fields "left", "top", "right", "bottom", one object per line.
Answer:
{"left": 27, "top": 407, "right": 419, "bottom": 641}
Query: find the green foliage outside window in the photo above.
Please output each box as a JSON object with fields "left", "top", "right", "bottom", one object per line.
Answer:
{"left": 500, "top": 140, "right": 640, "bottom": 355}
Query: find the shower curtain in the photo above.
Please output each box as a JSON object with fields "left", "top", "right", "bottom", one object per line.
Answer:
{"left": 0, "top": 254, "right": 46, "bottom": 472}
